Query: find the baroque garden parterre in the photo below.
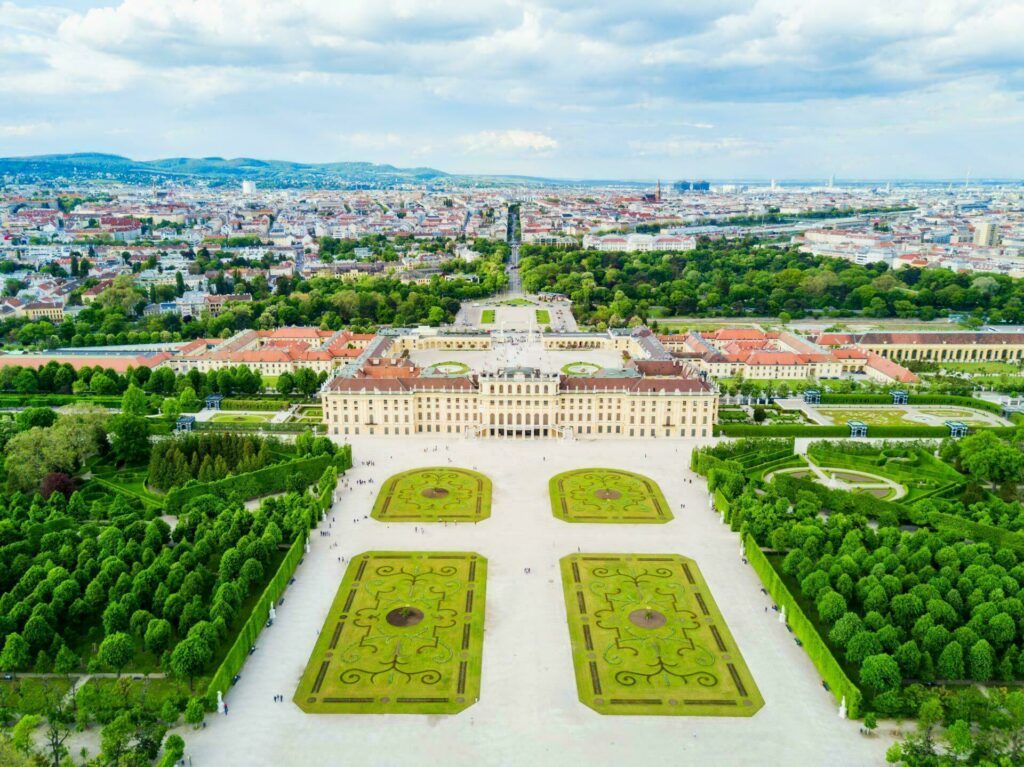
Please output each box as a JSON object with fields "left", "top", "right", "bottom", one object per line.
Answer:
{"left": 549, "top": 468, "right": 673, "bottom": 523}
{"left": 559, "top": 553, "right": 764, "bottom": 716}
{"left": 295, "top": 551, "right": 487, "bottom": 714}
{"left": 371, "top": 467, "right": 492, "bottom": 523}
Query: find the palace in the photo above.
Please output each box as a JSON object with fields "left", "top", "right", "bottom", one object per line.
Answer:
{"left": 660, "top": 329, "right": 919, "bottom": 384}
{"left": 814, "top": 331, "right": 1024, "bottom": 365}
{"left": 320, "top": 327, "right": 718, "bottom": 439}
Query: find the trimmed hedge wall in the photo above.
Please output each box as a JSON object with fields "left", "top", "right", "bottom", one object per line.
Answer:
{"left": 718, "top": 424, "right": 848, "bottom": 437}
{"left": 927, "top": 511, "right": 1024, "bottom": 556}
{"left": 744, "top": 534, "right": 863, "bottom": 718}
{"left": 194, "top": 421, "right": 323, "bottom": 434}
{"left": 221, "top": 398, "right": 290, "bottom": 411}
{"left": 164, "top": 451, "right": 350, "bottom": 514}
{"left": 0, "top": 394, "right": 123, "bottom": 408}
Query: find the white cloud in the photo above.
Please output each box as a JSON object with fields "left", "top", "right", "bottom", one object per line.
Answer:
{"left": 459, "top": 129, "right": 558, "bottom": 154}
{"left": 0, "top": 121, "right": 52, "bottom": 137}
{"left": 629, "top": 136, "right": 765, "bottom": 157}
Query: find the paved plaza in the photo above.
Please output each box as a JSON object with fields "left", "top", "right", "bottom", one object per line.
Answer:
{"left": 409, "top": 341, "right": 623, "bottom": 377}
{"left": 455, "top": 296, "right": 578, "bottom": 332}
{"left": 184, "top": 436, "right": 895, "bottom": 767}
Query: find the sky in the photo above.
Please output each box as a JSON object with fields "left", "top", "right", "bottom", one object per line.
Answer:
{"left": 1, "top": 0, "right": 1023, "bottom": 180}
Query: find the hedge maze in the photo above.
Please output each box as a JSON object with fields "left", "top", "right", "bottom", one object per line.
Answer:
{"left": 295, "top": 551, "right": 487, "bottom": 714}
{"left": 549, "top": 468, "right": 672, "bottom": 523}
{"left": 560, "top": 554, "right": 762, "bottom": 716}
{"left": 372, "top": 467, "right": 492, "bottom": 523}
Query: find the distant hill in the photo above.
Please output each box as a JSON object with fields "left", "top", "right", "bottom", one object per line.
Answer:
{"left": 0, "top": 153, "right": 451, "bottom": 188}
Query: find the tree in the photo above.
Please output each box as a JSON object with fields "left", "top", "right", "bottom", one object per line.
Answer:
{"left": 179, "top": 386, "right": 201, "bottom": 411}
{"left": 15, "top": 407, "right": 57, "bottom": 431}
{"left": 938, "top": 641, "right": 965, "bottom": 680}
{"left": 144, "top": 619, "right": 172, "bottom": 655}
{"left": 969, "top": 639, "right": 995, "bottom": 682}
{"left": 108, "top": 415, "right": 151, "bottom": 464}
{"left": 40, "top": 473, "right": 76, "bottom": 502}
{"left": 170, "top": 635, "right": 211, "bottom": 691}
{"left": 54, "top": 645, "right": 78, "bottom": 676}
{"left": 0, "top": 633, "right": 30, "bottom": 671}
{"left": 293, "top": 368, "right": 319, "bottom": 397}
{"left": 860, "top": 653, "right": 901, "bottom": 694}
{"left": 120, "top": 383, "right": 148, "bottom": 417}
{"left": 184, "top": 697, "right": 205, "bottom": 728}
{"left": 160, "top": 396, "right": 181, "bottom": 421}
{"left": 43, "top": 696, "right": 74, "bottom": 767}
{"left": 276, "top": 372, "right": 295, "bottom": 395}
{"left": 98, "top": 632, "right": 135, "bottom": 677}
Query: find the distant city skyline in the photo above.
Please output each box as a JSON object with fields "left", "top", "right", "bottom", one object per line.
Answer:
{"left": 2, "top": 1, "right": 1023, "bottom": 180}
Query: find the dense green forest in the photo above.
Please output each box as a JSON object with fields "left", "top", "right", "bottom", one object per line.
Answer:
{"left": 1, "top": 244, "right": 508, "bottom": 351}
{"left": 519, "top": 239, "right": 1024, "bottom": 326}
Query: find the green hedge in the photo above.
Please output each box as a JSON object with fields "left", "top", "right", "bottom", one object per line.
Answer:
{"left": 193, "top": 421, "right": 323, "bottom": 434}
{"left": 164, "top": 453, "right": 345, "bottom": 513}
{"left": 744, "top": 534, "right": 863, "bottom": 718}
{"left": 718, "top": 424, "right": 848, "bottom": 437}
{"left": 205, "top": 461, "right": 344, "bottom": 701}
{"left": 927, "top": 512, "right": 1024, "bottom": 555}
{"left": 221, "top": 398, "right": 290, "bottom": 411}
{"left": 0, "top": 394, "right": 124, "bottom": 408}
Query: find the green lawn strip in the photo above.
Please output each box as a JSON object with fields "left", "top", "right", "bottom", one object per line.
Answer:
{"left": 560, "top": 553, "right": 763, "bottom": 716}
{"left": 560, "top": 361, "right": 602, "bottom": 376}
{"left": 371, "top": 467, "right": 492, "bottom": 522}
{"left": 480, "top": 309, "right": 496, "bottom": 324}
{"left": 549, "top": 468, "right": 672, "bottom": 523}
{"left": 816, "top": 407, "right": 911, "bottom": 427}
{"left": 210, "top": 413, "right": 274, "bottom": 424}
{"left": 425, "top": 361, "right": 471, "bottom": 376}
{"left": 536, "top": 309, "right": 551, "bottom": 324}
{"left": 295, "top": 551, "right": 487, "bottom": 714}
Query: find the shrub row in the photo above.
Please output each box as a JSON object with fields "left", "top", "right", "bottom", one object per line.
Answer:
{"left": 0, "top": 394, "right": 123, "bottom": 408}
{"left": 718, "top": 424, "right": 848, "bottom": 437}
{"left": 194, "top": 421, "right": 323, "bottom": 434}
{"left": 164, "top": 452, "right": 350, "bottom": 514}
{"left": 744, "top": 533, "right": 863, "bottom": 718}
{"left": 927, "top": 511, "right": 1024, "bottom": 556}
{"left": 221, "top": 398, "right": 291, "bottom": 411}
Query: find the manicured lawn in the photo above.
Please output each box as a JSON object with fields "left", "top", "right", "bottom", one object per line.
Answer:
{"left": 425, "top": 361, "right": 471, "bottom": 376}
{"left": 816, "top": 405, "right": 1005, "bottom": 427}
{"left": 816, "top": 407, "right": 912, "bottom": 426}
{"left": 294, "top": 551, "right": 487, "bottom": 714}
{"left": 372, "top": 467, "right": 492, "bottom": 522}
{"left": 549, "top": 468, "right": 672, "bottom": 523}
{"left": 560, "top": 361, "right": 602, "bottom": 376}
{"left": 499, "top": 298, "right": 533, "bottom": 306}
{"left": 938, "top": 361, "right": 1024, "bottom": 375}
{"left": 560, "top": 553, "right": 763, "bottom": 716}
{"left": 480, "top": 309, "right": 496, "bottom": 324}
{"left": 210, "top": 413, "right": 274, "bottom": 424}
{"left": 536, "top": 309, "right": 551, "bottom": 324}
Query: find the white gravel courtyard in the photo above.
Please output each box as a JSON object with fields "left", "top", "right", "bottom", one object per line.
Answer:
{"left": 182, "top": 436, "right": 895, "bottom": 767}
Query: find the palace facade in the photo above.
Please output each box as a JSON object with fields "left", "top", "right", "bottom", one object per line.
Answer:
{"left": 321, "top": 328, "right": 718, "bottom": 439}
